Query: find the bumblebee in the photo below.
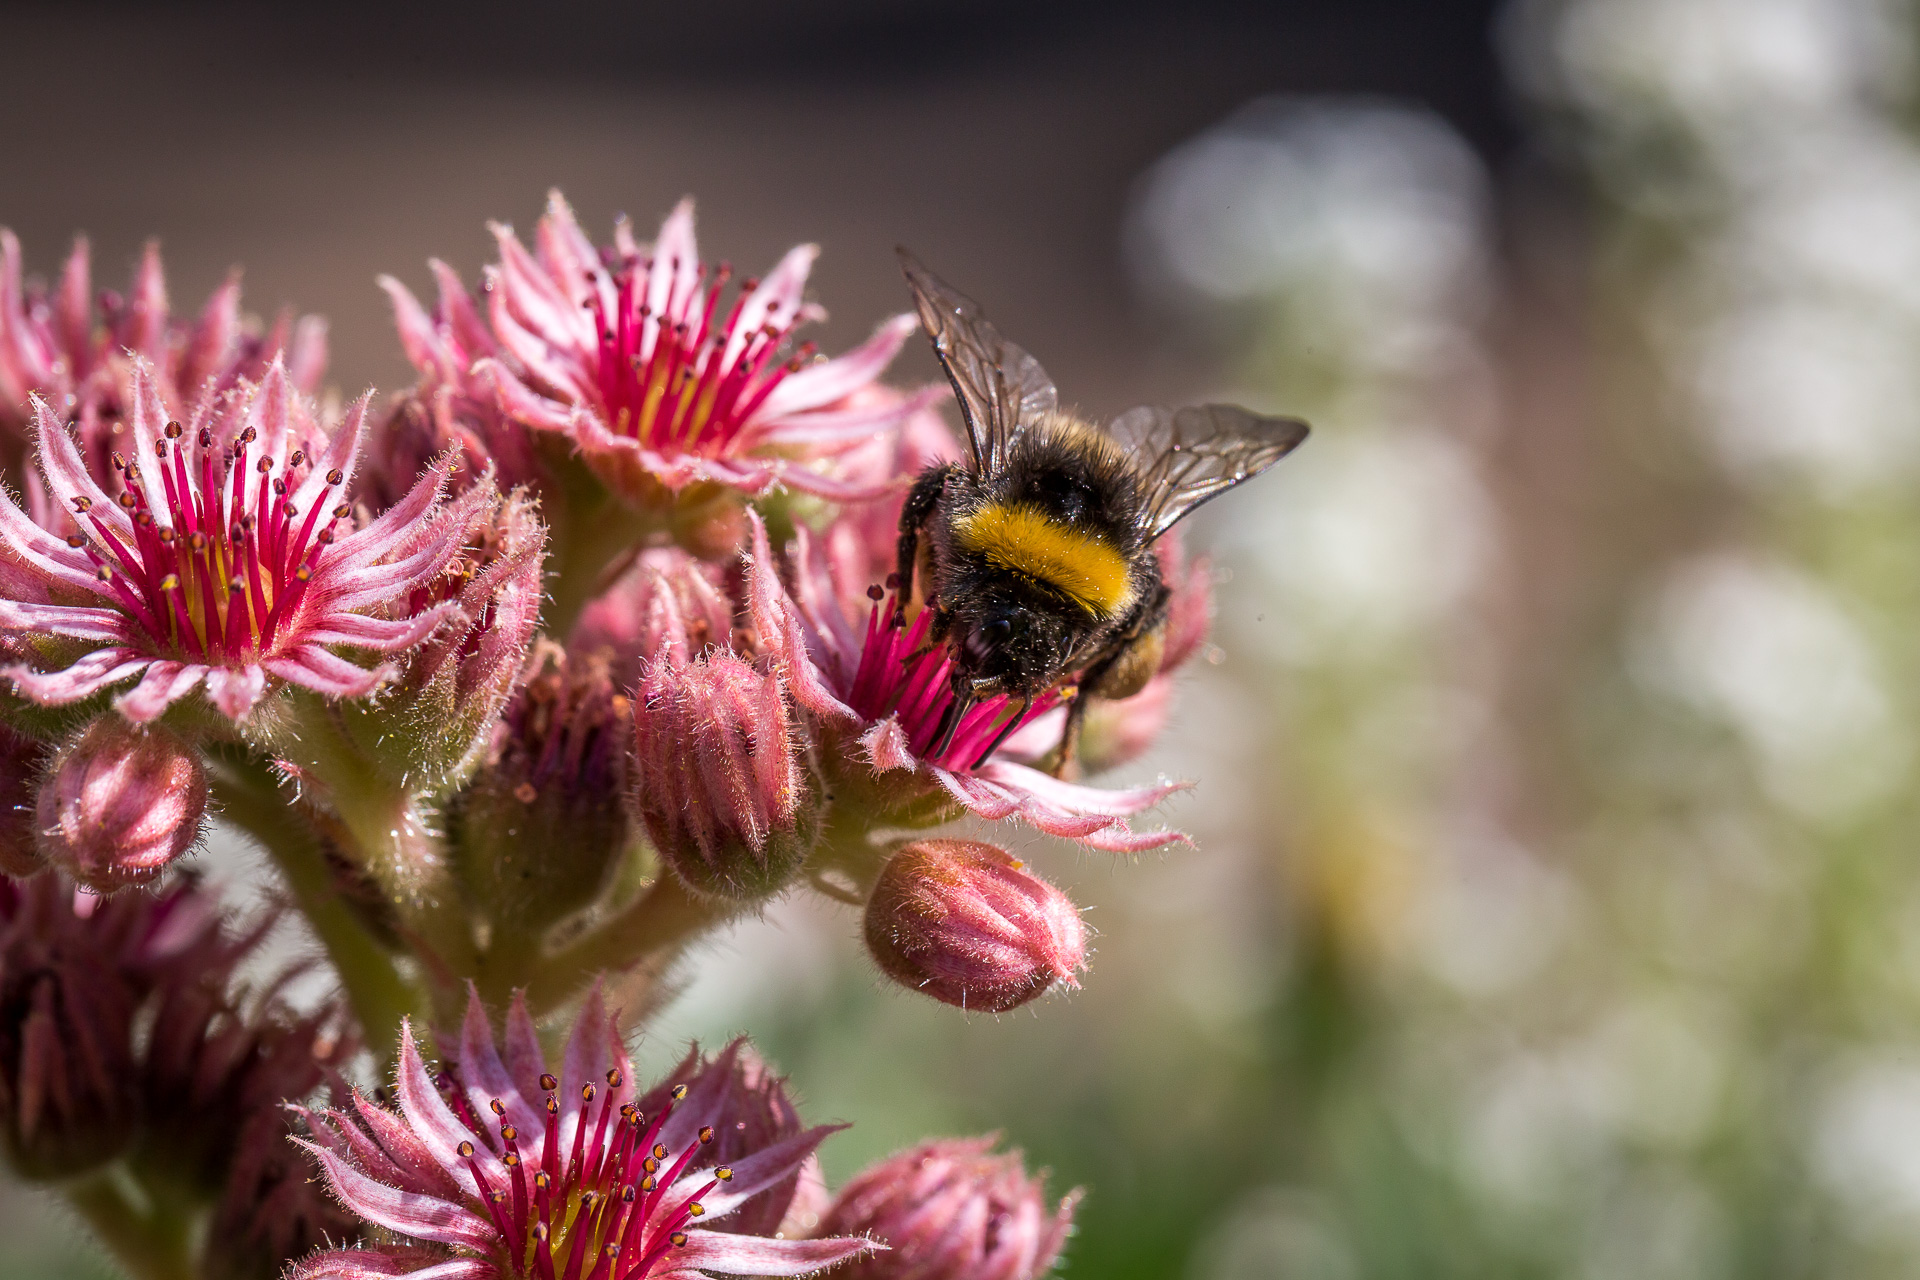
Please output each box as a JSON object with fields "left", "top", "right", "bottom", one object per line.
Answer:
{"left": 894, "top": 250, "right": 1309, "bottom": 772}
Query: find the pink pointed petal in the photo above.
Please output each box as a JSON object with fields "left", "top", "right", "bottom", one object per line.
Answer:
{"left": 328, "top": 449, "right": 456, "bottom": 570}
{"left": 184, "top": 271, "right": 241, "bottom": 392}
{"left": 124, "top": 241, "right": 169, "bottom": 366}
{"left": 680, "top": 1125, "right": 847, "bottom": 1224}
{"left": 429, "top": 260, "right": 495, "bottom": 363}
{"left": 0, "top": 600, "right": 129, "bottom": 643}
{"left": 203, "top": 664, "right": 268, "bottom": 720}
{"left": 973, "top": 760, "right": 1190, "bottom": 818}
{"left": 303, "top": 606, "right": 457, "bottom": 652}
{"left": 557, "top": 982, "right": 623, "bottom": 1150}
{"left": 754, "top": 382, "right": 944, "bottom": 448}
{"left": 487, "top": 279, "right": 590, "bottom": 402}
{"left": 395, "top": 1020, "right": 484, "bottom": 1198}
{"left": 295, "top": 1252, "right": 492, "bottom": 1280}
{"left": 458, "top": 986, "right": 540, "bottom": 1144}
{"left": 325, "top": 536, "right": 465, "bottom": 605}
{"left": 756, "top": 313, "right": 917, "bottom": 421}
{"left": 476, "top": 359, "right": 576, "bottom": 433}
{"left": 503, "top": 991, "right": 548, "bottom": 1115}
{"left": 353, "top": 1090, "right": 461, "bottom": 1196}
{"left": 0, "top": 231, "right": 39, "bottom": 402}
{"left": 297, "top": 1141, "right": 495, "bottom": 1251}
{"left": 1070, "top": 821, "right": 1194, "bottom": 853}
{"left": 722, "top": 242, "right": 817, "bottom": 369}
{"left": 32, "top": 399, "right": 126, "bottom": 539}
{"left": 127, "top": 363, "right": 178, "bottom": 518}
{"left": 861, "top": 718, "right": 916, "bottom": 773}
{"left": 746, "top": 510, "right": 858, "bottom": 723}
{"left": 114, "top": 660, "right": 205, "bottom": 722}
{"left": 670, "top": 1231, "right": 878, "bottom": 1276}
{"left": 0, "top": 474, "right": 100, "bottom": 592}
{"left": 654, "top": 1041, "right": 744, "bottom": 1156}
{"left": 765, "top": 461, "right": 901, "bottom": 503}
{"left": 7, "top": 649, "right": 147, "bottom": 706}
{"left": 264, "top": 646, "right": 388, "bottom": 699}
{"left": 643, "top": 199, "right": 701, "bottom": 355}
{"left": 381, "top": 275, "right": 454, "bottom": 380}
{"left": 56, "top": 236, "right": 93, "bottom": 378}
{"left": 289, "top": 315, "right": 329, "bottom": 392}
{"left": 314, "top": 1107, "right": 410, "bottom": 1186}
{"left": 489, "top": 221, "right": 590, "bottom": 353}
{"left": 535, "top": 190, "right": 598, "bottom": 309}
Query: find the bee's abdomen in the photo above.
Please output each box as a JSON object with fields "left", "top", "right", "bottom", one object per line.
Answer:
{"left": 952, "top": 502, "right": 1137, "bottom": 620}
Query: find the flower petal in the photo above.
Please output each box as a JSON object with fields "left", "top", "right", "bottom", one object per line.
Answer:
{"left": 395, "top": 1020, "right": 485, "bottom": 1199}
{"left": 457, "top": 985, "right": 541, "bottom": 1158}
{"left": 298, "top": 1140, "right": 495, "bottom": 1251}
{"left": 756, "top": 313, "right": 916, "bottom": 422}
{"left": 5, "top": 648, "right": 147, "bottom": 706}
{"left": 670, "top": 1230, "right": 878, "bottom": 1277}
{"left": 114, "top": 659, "right": 205, "bottom": 722}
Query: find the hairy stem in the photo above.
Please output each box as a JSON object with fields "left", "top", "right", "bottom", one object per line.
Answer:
{"left": 522, "top": 875, "right": 737, "bottom": 1017}
{"left": 209, "top": 752, "right": 423, "bottom": 1043}
{"left": 269, "top": 696, "right": 479, "bottom": 990}
{"left": 66, "top": 1168, "right": 197, "bottom": 1280}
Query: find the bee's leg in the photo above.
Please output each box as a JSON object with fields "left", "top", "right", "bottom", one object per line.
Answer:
{"left": 928, "top": 672, "right": 976, "bottom": 762}
{"left": 894, "top": 465, "right": 957, "bottom": 599}
{"left": 970, "top": 695, "right": 1034, "bottom": 771}
{"left": 1053, "top": 687, "right": 1091, "bottom": 780}
{"left": 1050, "top": 587, "right": 1172, "bottom": 778}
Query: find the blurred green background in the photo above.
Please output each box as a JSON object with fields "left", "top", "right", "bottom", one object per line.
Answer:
{"left": 16, "top": 0, "right": 1920, "bottom": 1275}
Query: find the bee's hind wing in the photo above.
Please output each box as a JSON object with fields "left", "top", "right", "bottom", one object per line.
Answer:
{"left": 897, "top": 248, "right": 1056, "bottom": 474}
{"left": 1107, "top": 404, "right": 1309, "bottom": 540}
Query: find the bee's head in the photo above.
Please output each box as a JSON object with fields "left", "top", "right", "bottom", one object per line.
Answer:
{"left": 951, "top": 600, "right": 1076, "bottom": 696}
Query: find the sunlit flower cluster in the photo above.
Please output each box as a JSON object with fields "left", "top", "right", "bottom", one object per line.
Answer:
{"left": 0, "top": 189, "right": 1221, "bottom": 1280}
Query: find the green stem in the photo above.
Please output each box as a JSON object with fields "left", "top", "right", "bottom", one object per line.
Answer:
{"left": 209, "top": 753, "right": 422, "bottom": 1042}
{"left": 66, "top": 1169, "right": 196, "bottom": 1280}
{"left": 544, "top": 490, "right": 661, "bottom": 637}
{"left": 522, "top": 876, "right": 735, "bottom": 1016}
{"left": 271, "top": 698, "right": 478, "bottom": 987}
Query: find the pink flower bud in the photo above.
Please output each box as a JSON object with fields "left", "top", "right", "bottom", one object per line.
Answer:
{"left": 380, "top": 484, "right": 546, "bottom": 784}
{"left": 0, "top": 726, "right": 46, "bottom": 878}
{"left": 864, "top": 840, "right": 1087, "bottom": 1013}
{"left": 818, "top": 1136, "right": 1080, "bottom": 1280}
{"left": 35, "top": 718, "right": 207, "bottom": 892}
{"left": 632, "top": 647, "right": 813, "bottom": 900}
{"left": 635, "top": 1039, "right": 809, "bottom": 1237}
{"left": 572, "top": 546, "right": 738, "bottom": 688}
{"left": 456, "top": 645, "right": 633, "bottom": 930}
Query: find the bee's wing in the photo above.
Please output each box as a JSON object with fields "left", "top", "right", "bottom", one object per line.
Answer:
{"left": 1106, "top": 404, "right": 1309, "bottom": 540}
{"left": 898, "top": 249, "right": 1057, "bottom": 474}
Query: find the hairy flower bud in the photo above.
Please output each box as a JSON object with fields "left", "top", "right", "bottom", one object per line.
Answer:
{"left": 364, "top": 482, "right": 546, "bottom": 787}
{"left": 0, "top": 725, "right": 46, "bottom": 878}
{"left": 818, "top": 1136, "right": 1080, "bottom": 1280}
{"left": 864, "top": 840, "right": 1086, "bottom": 1013}
{"left": 632, "top": 647, "right": 814, "bottom": 900}
{"left": 35, "top": 718, "right": 207, "bottom": 892}
{"left": 572, "top": 546, "right": 738, "bottom": 688}
{"left": 456, "top": 644, "right": 633, "bottom": 931}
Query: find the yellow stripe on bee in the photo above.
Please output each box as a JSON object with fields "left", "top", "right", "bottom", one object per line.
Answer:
{"left": 954, "top": 503, "right": 1135, "bottom": 618}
